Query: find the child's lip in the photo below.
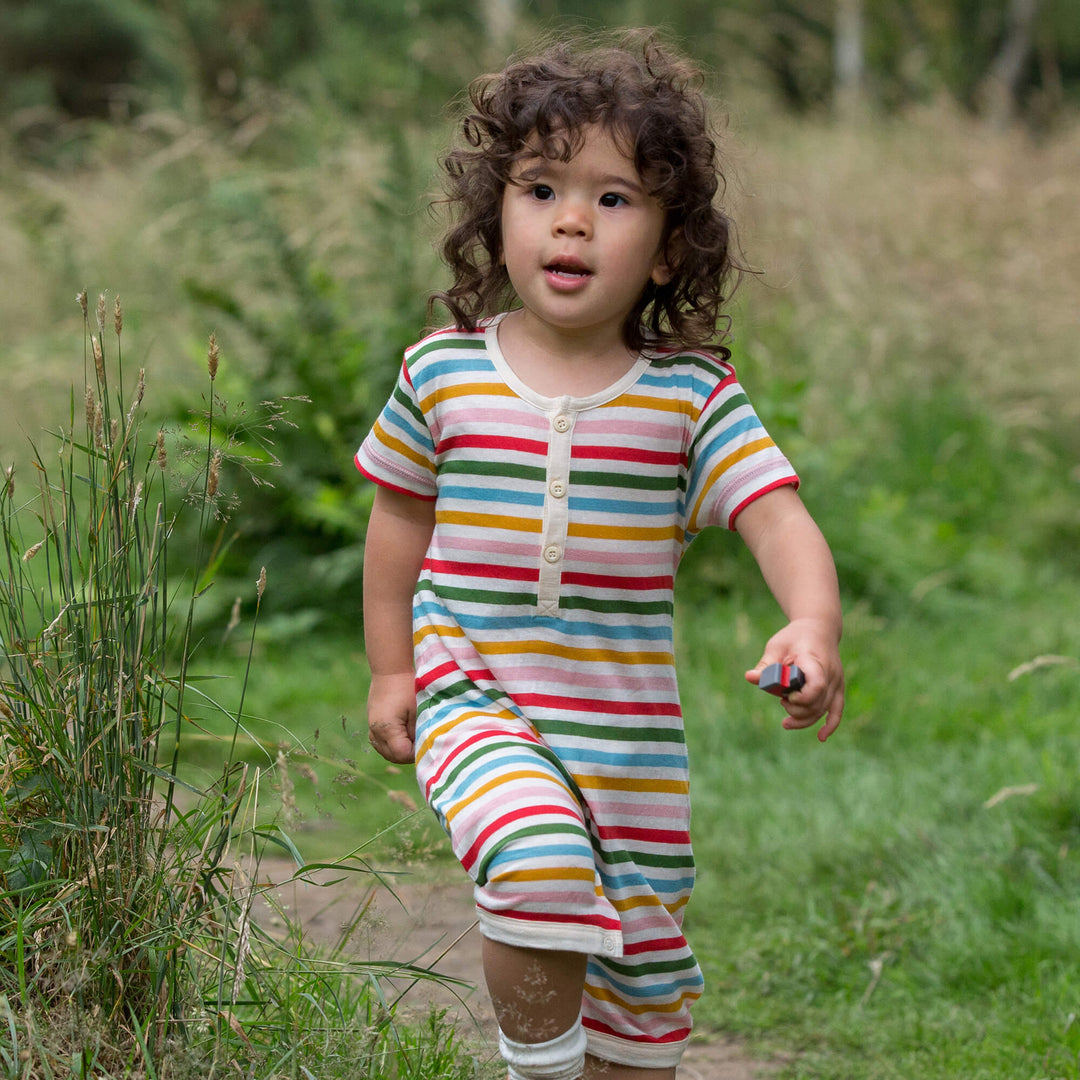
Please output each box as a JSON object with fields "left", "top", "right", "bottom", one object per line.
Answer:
{"left": 544, "top": 255, "right": 592, "bottom": 276}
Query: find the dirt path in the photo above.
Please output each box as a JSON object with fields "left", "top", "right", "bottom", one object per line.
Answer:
{"left": 255, "top": 861, "right": 778, "bottom": 1079}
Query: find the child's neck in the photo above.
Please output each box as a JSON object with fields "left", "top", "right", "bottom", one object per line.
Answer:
{"left": 497, "top": 310, "right": 640, "bottom": 399}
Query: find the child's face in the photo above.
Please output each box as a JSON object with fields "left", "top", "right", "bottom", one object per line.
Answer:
{"left": 500, "top": 125, "right": 671, "bottom": 351}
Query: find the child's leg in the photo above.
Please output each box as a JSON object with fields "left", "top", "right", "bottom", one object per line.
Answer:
{"left": 483, "top": 938, "right": 678, "bottom": 1080}
{"left": 483, "top": 937, "right": 586, "bottom": 1042}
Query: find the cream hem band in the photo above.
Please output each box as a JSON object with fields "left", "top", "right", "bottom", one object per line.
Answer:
{"left": 476, "top": 905, "right": 625, "bottom": 959}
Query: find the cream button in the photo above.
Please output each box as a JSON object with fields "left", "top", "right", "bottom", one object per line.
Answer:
{"left": 552, "top": 414, "right": 571, "bottom": 433}
{"left": 543, "top": 545, "right": 562, "bottom": 564}
{"left": 602, "top": 936, "right": 618, "bottom": 954}
{"left": 549, "top": 479, "right": 566, "bottom": 498}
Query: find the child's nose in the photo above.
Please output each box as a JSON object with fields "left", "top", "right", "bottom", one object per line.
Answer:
{"left": 553, "top": 200, "right": 592, "bottom": 239}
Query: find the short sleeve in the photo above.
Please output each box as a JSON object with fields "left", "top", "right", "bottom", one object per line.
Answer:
{"left": 355, "top": 357, "right": 438, "bottom": 500}
{"left": 684, "top": 367, "right": 798, "bottom": 533}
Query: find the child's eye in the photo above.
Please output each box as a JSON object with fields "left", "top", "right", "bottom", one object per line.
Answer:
{"left": 530, "top": 184, "right": 555, "bottom": 201}
{"left": 599, "top": 192, "right": 628, "bottom": 208}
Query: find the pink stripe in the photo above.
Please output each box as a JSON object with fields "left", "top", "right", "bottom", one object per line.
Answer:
{"left": 440, "top": 406, "right": 549, "bottom": 431}
{"left": 434, "top": 535, "right": 539, "bottom": 558}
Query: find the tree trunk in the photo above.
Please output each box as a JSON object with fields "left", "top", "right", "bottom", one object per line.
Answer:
{"left": 482, "top": 0, "right": 518, "bottom": 54}
{"left": 834, "top": 0, "right": 864, "bottom": 118}
{"left": 977, "top": 0, "right": 1040, "bottom": 127}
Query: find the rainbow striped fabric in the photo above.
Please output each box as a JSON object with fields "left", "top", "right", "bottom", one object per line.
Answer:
{"left": 356, "top": 315, "right": 797, "bottom": 1066}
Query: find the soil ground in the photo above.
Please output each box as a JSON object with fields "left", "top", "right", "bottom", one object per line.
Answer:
{"left": 254, "top": 860, "right": 782, "bottom": 1079}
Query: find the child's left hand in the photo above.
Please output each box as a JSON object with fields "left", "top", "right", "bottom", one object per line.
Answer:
{"left": 745, "top": 617, "right": 844, "bottom": 742}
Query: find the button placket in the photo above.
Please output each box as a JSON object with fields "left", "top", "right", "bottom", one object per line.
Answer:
{"left": 537, "top": 401, "right": 575, "bottom": 615}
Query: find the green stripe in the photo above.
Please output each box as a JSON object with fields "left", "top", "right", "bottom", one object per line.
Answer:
{"left": 536, "top": 720, "right": 681, "bottom": 743}
{"left": 441, "top": 459, "right": 546, "bottom": 481}
{"left": 407, "top": 336, "right": 487, "bottom": 364}
{"left": 558, "top": 594, "right": 673, "bottom": 616}
{"left": 569, "top": 470, "right": 679, "bottom": 491}
{"left": 690, "top": 391, "right": 750, "bottom": 454}
{"left": 436, "top": 585, "right": 539, "bottom": 607}
{"left": 476, "top": 822, "right": 587, "bottom": 884}
{"left": 601, "top": 955, "right": 697, "bottom": 977}
{"left": 392, "top": 382, "right": 426, "bottom": 428}
{"left": 597, "top": 848, "right": 695, "bottom": 869}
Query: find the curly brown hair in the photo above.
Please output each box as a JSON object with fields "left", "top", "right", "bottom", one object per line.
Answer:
{"left": 430, "top": 30, "right": 742, "bottom": 356}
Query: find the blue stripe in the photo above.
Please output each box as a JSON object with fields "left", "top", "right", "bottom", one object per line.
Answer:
{"left": 585, "top": 963, "right": 704, "bottom": 998}
{"left": 414, "top": 601, "right": 674, "bottom": 642}
{"left": 568, "top": 495, "right": 676, "bottom": 516}
{"left": 440, "top": 484, "right": 546, "bottom": 508}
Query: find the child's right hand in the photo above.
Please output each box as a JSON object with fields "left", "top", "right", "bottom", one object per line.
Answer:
{"left": 367, "top": 671, "right": 418, "bottom": 764}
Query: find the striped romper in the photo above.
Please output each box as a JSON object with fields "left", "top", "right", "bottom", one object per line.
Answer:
{"left": 356, "top": 314, "right": 797, "bottom": 1068}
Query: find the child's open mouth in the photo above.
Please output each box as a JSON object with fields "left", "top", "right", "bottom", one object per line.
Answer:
{"left": 544, "top": 260, "right": 592, "bottom": 286}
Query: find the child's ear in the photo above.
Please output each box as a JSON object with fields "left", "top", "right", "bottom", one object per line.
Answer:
{"left": 651, "top": 228, "right": 683, "bottom": 286}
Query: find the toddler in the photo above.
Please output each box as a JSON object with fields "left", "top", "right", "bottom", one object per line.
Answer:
{"left": 357, "top": 31, "right": 844, "bottom": 1080}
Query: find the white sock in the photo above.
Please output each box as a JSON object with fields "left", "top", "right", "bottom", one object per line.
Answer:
{"left": 498, "top": 1016, "right": 587, "bottom": 1080}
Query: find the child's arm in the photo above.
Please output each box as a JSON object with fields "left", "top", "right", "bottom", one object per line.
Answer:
{"left": 735, "top": 484, "right": 845, "bottom": 742}
{"left": 363, "top": 485, "right": 437, "bottom": 763}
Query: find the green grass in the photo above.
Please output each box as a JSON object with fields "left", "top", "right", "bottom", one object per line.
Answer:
{"left": 184, "top": 568, "right": 1080, "bottom": 1079}
{"left": 676, "top": 575, "right": 1080, "bottom": 1079}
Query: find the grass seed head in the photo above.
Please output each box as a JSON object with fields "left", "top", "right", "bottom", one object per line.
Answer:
{"left": 22, "top": 539, "right": 45, "bottom": 562}
{"left": 208, "top": 333, "right": 219, "bottom": 381}
{"left": 156, "top": 429, "right": 167, "bottom": 470}
{"left": 5, "top": 465, "right": 13, "bottom": 499}
{"left": 207, "top": 448, "right": 221, "bottom": 498}
{"left": 96, "top": 292, "right": 106, "bottom": 334}
{"left": 114, "top": 295, "right": 122, "bottom": 337}
{"left": 92, "top": 335, "right": 104, "bottom": 381}
{"left": 257, "top": 566, "right": 266, "bottom": 599}
{"left": 76, "top": 289, "right": 88, "bottom": 319}
{"left": 85, "top": 385, "right": 96, "bottom": 429}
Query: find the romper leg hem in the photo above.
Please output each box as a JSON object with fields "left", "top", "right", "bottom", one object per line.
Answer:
{"left": 476, "top": 907, "right": 624, "bottom": 958}
{"left": 583, "top": 1029, "right": 688, "bottom": 1070}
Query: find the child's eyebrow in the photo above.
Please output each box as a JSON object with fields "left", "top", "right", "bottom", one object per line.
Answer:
{"left": 512, "top": 161, "right": 646, "bottom": 194}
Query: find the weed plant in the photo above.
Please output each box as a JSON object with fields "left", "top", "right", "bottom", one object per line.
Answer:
{"left": 0, "top": 295, "right": 485, "bottom": 1079}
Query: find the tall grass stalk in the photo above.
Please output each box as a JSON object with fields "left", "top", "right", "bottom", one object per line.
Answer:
{"left": 0, "top": 294, "right": 482, "bottom": 1079}
{"left": 0, "top": 292, "right": 265, "bottom": 1070}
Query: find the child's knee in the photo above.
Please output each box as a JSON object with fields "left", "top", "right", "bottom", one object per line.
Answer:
{"left": 498, "top": 1016, "right": 587, "bottom": 1080}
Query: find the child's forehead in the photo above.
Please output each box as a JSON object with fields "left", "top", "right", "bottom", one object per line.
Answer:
{"left": 514, "top": 122, "right": 638, "bottom": 171}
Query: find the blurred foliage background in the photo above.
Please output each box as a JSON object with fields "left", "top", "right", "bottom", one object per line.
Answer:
{"left": 0, "top": 0, "right": 1077, "bottom": 632}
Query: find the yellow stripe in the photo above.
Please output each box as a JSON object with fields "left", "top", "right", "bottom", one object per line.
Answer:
{"left": 583, "top": 983, "right": 702, "bottom": 1015}
{"left": 436, "top": 510, "right": 542, "bottom": 534}
{"left": 444, "top": 768, "right": 574, "bottom": 824}
{"left": 489, "top": 867, "right": 596, "bottom": 883}
{"left": 420, "top": 382, "right": 517, "bottom": 410}
{"left": 689, "top": 436, "right": 775, "bottom": 530}
{"left": 474, "top": 639, "right": 673, "bottom": 667}
{"left": 372, "top": 421, "right": 435, "bottom": 476}
{"left": 415, "top": 707, "right": 520, "bottom": 759}
{"left": 608, "top": 393, "right": 698, "bottom": 419}
{"left": 573, "top": 775, "right": 689, "bottom": 795}
{"left": 567, "top": 520, "right": 682, "bottom": 542}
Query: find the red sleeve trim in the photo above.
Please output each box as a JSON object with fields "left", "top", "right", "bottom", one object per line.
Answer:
{"left": 354, "top": 459, "right": 438, "bottom": 501}
{"left": 726, "top": 475, "right": 800, "bottom": 530}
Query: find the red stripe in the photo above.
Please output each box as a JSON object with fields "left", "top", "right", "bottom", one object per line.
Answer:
{"left": 424, "top": 558, "right": 539, "bottom": 582}
{"left": 477, "top": 905, "right": 621, "bottom": 932}
{"left": 424, "top": 727, "right": 543, "bottom": 797}
{"left": 622, "top": 935, "right": 688, "bottom": 955}
{"left": 514, "top": 693, "right": 682, "bottom": 717}
{"left": 582, "top": 1018, "right": 691, "bottom": 1043}
{"left": 572, "top": 444, "right": 682, "bottom": 466}
{"left": 416, "top": 660, "right": 498, "bottom": 690}
{"left": 354, "top": 459, "right": 437, "bottom": 500}
{"left": 561, "top": 571, "right": 673, "bottom": 591}
{"left": 461, "top": 803, "right": 584, "bottom": 870}
{"left": 436, "top": 433, "right": 547, "bottom": 456}
{"left": 593, "top": 825, "right": 690, "bottom": 845}
{"left": 700, "top": 368, "right": 739, "bottom": 409}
